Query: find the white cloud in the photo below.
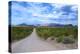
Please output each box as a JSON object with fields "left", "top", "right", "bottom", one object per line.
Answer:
{"left": 51, "top": 3, "right": 64, "bottom": 8}
{"left": 71, "top": 5, "right": 77, "bottom": 12}
{"left": 11, "top": 2, "right": 78, "bottom": 25}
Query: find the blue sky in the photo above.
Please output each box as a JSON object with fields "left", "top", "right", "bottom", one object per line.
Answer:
{"left": 10, "top": 1, "right": 78, "bottom": 25}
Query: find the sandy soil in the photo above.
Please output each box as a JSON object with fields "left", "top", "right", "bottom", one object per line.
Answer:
{"left": 12, "top": 28, "right": 78, "bottom": 53}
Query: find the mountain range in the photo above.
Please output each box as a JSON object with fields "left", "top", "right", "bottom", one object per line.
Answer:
{"left": 14, "top": 23, "right": 76, "bottom": 27}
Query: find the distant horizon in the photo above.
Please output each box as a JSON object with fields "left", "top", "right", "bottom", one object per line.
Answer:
{"left": 9, "top": 1, "right": 78, "bottom": 26}
{"left": 10, "top": 22, "right": 78, "bottom": 26}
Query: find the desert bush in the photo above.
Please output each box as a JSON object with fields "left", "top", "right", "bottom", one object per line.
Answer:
{"left": 56, "top": 35, "right": 64, "bottom": 43}
{"left": 51, "top": 37, "right": 55, "bottom": 40}
{"left": 11, "top": 26, "right": 33, "bottom": 41}
{"left": 62, "top": 37, "right": 75, "bottom": 44}
{"left": 73, "top": 28, "right": 78, "bottom": 39}
{"left": 36, "top": 27, "right": 77, "bottom": 44}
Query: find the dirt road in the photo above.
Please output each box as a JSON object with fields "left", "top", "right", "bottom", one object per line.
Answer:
{"left": 12, "top": 28, "right": 77, "bottom": 53}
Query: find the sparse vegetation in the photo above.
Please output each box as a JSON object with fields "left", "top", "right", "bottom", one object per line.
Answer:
{"left": 11, "top": 26, "right": 78, "bottom": 44}
{"left": 62, "top": 36, "right": 75, "bottom": 44}
{"left": 36, "top": 27, "right": 78, "bottom": 44}
{"left": 11, "top": 26, "right": 33, "bottom": 42}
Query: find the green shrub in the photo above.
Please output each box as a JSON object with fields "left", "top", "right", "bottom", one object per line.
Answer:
{"left": 73, "top": 28, "right": 78, "bottom": 39}
{"left": 36, "top": 27, "right": 78, "bottom": 43}
{"left": 56, "top": 36, "right": 64, "bottom": 43}
{"left": 11, "top": 26, "right": 33, "bottom": 41}
{"left": 62, "top": 37, "right": 75, "bottom": 44}
{"left": 51, "top": 37, "right": 55, "bottom": 40}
